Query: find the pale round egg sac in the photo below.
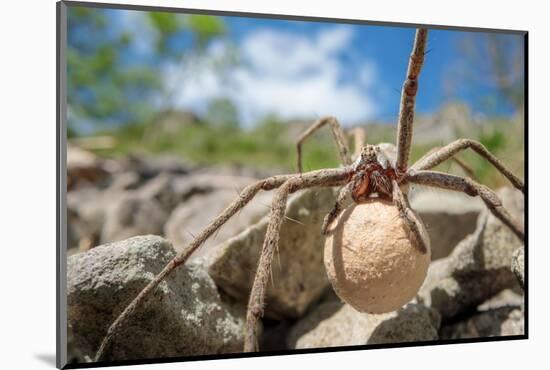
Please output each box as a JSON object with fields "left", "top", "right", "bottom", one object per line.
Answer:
{"left": 324, "top": 199, "right": 431, "bottom": 313}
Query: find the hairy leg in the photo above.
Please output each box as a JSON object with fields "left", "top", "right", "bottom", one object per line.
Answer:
{"left": 414, "top": 146, "right": 475, "bottom": 178}
{"left": 407, "top": 170, "right": 524, "bottom": 241}
{"left": 94, "top": 173, "right": 296, "bottom": 361}
{"left": 322, "top": 184, "right": 353, "bottom": 235}
{"left": 395, "top": 28, "right": 429, "bottom": 173}
{"left": 411, "top": 139, "right": 523, "bottom": 192}
{"left": 244, "top": 168, "right": 352, "bottom": 352}
{"left": 296, "top": 116, "right": 351, "bottom": 173}
{"left": 392, "top": 180, "right": 429, "bottom": 254}
{"left": 352, "top": 127, "right": 367, "bottom": 157}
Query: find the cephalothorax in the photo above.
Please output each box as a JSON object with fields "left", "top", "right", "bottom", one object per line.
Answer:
{"left": 95, "top": 28, "right": 524, "bottom": 359}
{"left": 350, "top": 144, "right": 399, "bottom": 202}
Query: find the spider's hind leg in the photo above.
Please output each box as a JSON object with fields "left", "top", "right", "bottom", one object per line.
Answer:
{"left": 408, "top": 170, "right": 524, "bottom": 241}
{"left": 411, "top": 139, "right": 523, "bottom": 192}
{"left": 296, "top": 116, "right": 351, "bottom": 173}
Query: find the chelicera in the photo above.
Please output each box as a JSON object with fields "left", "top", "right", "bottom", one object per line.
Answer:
{"left": 94, "top": 28, "right": 524, "bottom": 359}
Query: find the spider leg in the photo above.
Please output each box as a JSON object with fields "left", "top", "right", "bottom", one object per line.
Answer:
{"left": 407, "top": 170, "right": 524, "bottom": 241}
{"left": 351, "top": 127, "right": 367, "bottom": 158}
{"left": 321, "top": 183, "right": 353, "bottom": 235}
{"left": 244, "top": 168, "right": 351, "bottom": 352}
{"left": 411, "top": 138, "right": 523, "bottom": 193}
{"left": 395, "top": 28, "right": 428, "bottom": 173}
{"left": 414, "top": 146, "right": 476, "bottom": 178}
{"left": 94, "top": 173, "right": 296, "bottom": 361}
{"left": 296, "top": 116, "right": 351, "bottom": 173}
{"left": 392, "top": 180, "right": 429, "bottom": 254}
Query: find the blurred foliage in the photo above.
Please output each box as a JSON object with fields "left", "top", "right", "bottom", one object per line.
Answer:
{"left": 67, "top": 7, "right": 226, "bottom": 133}
{"left": 93, "top": 113, "right": 524, "bottom": 189}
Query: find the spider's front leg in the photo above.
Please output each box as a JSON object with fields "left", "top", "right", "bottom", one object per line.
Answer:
{"left": 244, "top": 168, "right": 351, "bottom": 352}
{"left": 392, "top": 180, "right": 430, "bottom": 254}
{"left": 94, "top": 174, "right": 296, "bottom": 361}
{"left": 395, "top": 28, "right": 428, "bottom": 174}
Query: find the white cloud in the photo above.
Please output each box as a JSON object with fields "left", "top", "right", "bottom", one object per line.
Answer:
{"left": 167, "top": 26, "right": 378, "bottom": 126}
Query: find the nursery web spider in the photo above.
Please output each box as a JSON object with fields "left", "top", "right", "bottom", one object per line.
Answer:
{"left": 95, "top": 28, "right": 524, "bottom": 359}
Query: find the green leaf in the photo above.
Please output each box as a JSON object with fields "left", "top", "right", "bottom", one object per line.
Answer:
{"left": 147, "top": 12, "right": 184, "bottom": 35}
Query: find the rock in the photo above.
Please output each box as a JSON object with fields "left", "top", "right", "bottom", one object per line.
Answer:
{"left": 208, "top": 187, "right": 338, "bottom": 318}
{"left": 67, "top": 187, "right": 120, "bottom": 250}
{"left": 440, "top": 306, "right": 524, "bottom": 339}
{"left": 511, "top": 246, "right": 524, "bottom": 288}
{"left": 67, "top": 235, "right": 245, "bottom": 361}
{"left": 67, "top": 145, "right": 110, "bottom": 190}
{"left": 101, "top": 194, "right": 168, "bottom": 244}
{"left": 137, "top": 172, "right": 179, "bottom": 212}
{"left": 119, "top": 154, "right": 191, "bottom": 181}
{"left": 410, "top": 188, "right": 483, "bottom": 260}
{"left": 418, "top": 187, "right": 524, "bottom": 321}
{"left": 260, "top": 319, "right": 292, "bottom": 352}
{"left": 477, "top": 289, "right": 524, "bottom": 311}
{"left": 100, "top": 174, "right": 178, "bottom": 244}
{"left": 287, "top": 302, "right": 440, "bottom": 349}
{"left": 165, "top": 188, "right": 272, "bottom": 259}
{"left": 171, "top": 173, "right": 260, "bottom": 202}
{"left": 108, "top": 171, "right": 141, "bottom": 192}
{"left": 67, "top": 324, "right": 90, "bottom": 363}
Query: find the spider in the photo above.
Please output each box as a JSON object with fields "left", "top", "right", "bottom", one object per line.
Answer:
{"left": 94, "top": 28, "right": 524, "bottom": 359}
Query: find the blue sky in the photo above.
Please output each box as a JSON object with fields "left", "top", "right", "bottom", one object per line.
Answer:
{"left": 72, "top": 8, "right": 525, "bottom": 127}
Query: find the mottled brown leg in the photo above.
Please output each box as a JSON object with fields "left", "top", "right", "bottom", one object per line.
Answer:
{"left": 244, "top": 168, "right": 352, "bottom": 352}
{"left": 94, "top": 174, "right": 295, "bottom": 361}
{"left": 411, "top": 139, "right": 523, "bottom": 192}
{"left": 392, "top": 180, "right": 429, "bottom": 254}
{"left": 395, "top": 28, "right": 429, "bottom": 173}
{"left": 414, "top": 146, "right": 475, "bottom": 178}
{"left": 352, "top": 127, "right": 367, "bottom": 157}
{"left": 407, "top": 170, "right": 524, "bottom": 241}
{"left": 296, "top": 116, "right": 351, "bottom": 173}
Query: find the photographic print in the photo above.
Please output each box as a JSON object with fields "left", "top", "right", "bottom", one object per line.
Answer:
{"left": 58, "top": 1, "right": 526, "bottom": 367}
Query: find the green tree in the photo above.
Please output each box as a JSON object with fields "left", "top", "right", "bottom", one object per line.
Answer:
{"left": 67, "top": 6, "right": 227, "bottom": 134}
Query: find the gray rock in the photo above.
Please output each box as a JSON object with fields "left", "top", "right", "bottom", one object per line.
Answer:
{"left": 171, "top": 173, "right": 260, "bottom": 202}
{"left": 477, "top": 289, "right": 524, "bottom": 311}
{"left": 418, "top": 187, "right": 524, "bottom": 320}
{"left": 440, "top": 306, "right": 524, "bottom": 339}
{"left": 100, "top": 174, "right": 179, "bottom": 244}
{"left": 137, "top": 172, "right": 179, "bottom": 212}
{"left": 511, "top": 246, "right": 525, "bottom": 288}
{"left": 67, "top": 145, "right": 110, "bottom": 190}
{"left": 410, "top": 189, "right": 483, "bottom": 260}
{"left": 108, "top": 171, "right": 141, "bottom": 192}
{"left": 165, "top": 188, "right": 272, "bottom": 259}
{"left": 119, "top": 154, "right": 191, "bottom": 180}
{"left": 67, "top": 187, "right": 121, "bottom": 250}
{"left": 208, "top": 187, "right": 338, "bottom": 318}
{"left": 67, "top": 235, "right": 245, "bottom": 361}
{"left": 287, "top": 302, "right": 440, "bottom": 349}
{"left": 101, "top": 194, "right": 168, "bottom": 244}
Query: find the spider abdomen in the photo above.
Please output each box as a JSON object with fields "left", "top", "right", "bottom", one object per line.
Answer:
{"left": 324, "top": 199, "right": 431, "bottom": 313}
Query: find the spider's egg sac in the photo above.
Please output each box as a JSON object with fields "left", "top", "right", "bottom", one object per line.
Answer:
{"left": 324, "top": 199, "right": 431, "bottom": 313}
